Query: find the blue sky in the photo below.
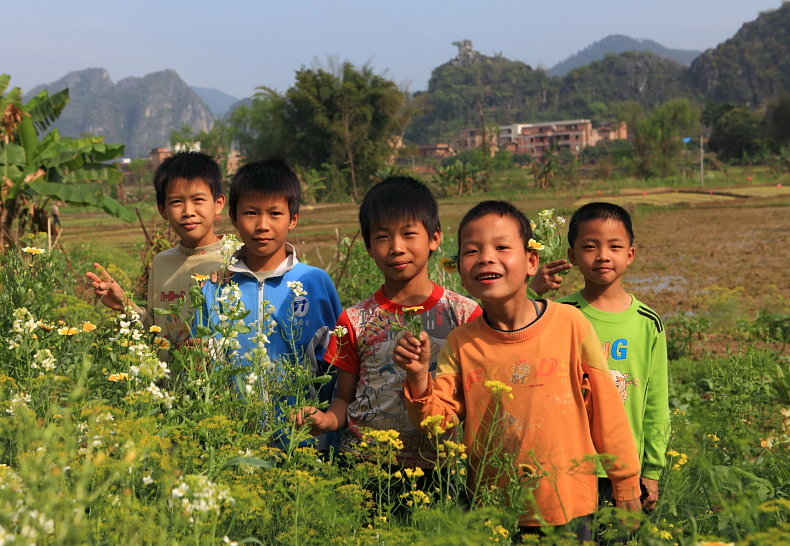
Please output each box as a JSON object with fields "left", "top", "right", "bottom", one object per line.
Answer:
{"left": 4, "top": 0, "right": 783, "bottom": 99}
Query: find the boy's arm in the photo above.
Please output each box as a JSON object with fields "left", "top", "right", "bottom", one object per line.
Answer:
{"left": 580, "top": 328, "right": 642, "bottom": 504}
{"left": 395, "top": 334, "right": 465, "bottom": 432}
{"left": 295, "top": 369, "right": 356, "bottom": 434}
{"left": 641, "top": 327, "right": 670, "bottom": 509}
{"left": 86, "top": 262, "right": 150, "bottom": 324}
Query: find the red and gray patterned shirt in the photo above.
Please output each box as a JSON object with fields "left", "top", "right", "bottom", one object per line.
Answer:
{"left": 325, "top": 283, "right": 481, "bottom": 467}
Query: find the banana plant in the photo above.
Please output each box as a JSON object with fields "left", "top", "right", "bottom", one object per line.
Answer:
{"left": 1, "top": 74, "right": 134, "bottom": 247}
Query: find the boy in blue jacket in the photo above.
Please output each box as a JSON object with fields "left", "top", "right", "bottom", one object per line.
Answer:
{"left": 198, "top": 159, "right": 342, "bottom": 448}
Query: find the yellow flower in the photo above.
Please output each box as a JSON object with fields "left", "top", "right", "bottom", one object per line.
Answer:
{"left": 484, "top": 380, "right": 513, "bottom": 395}
{"left": 37, "top": 321, "right": 54, "bottom": 331}
{"left": 22, "top": 247, "right": 44, "bottom": 255}
{"left": 82, "top": 322, "right": 97, "bottom": 332}
{"left": 527, "top": 239, "right": 544, "bottom": 251}
{"left": 706, "top": 433, "right": 720, "bottom": 443}
{"left": 154, "top": 337, "right": 171, "bottom": 350}
{"left": 440, "top": 257, "right": 457, "bottom": 273}
{"left": 660, "top": 530, "right": 672, "bottom": 540}
{"left": 108, "top": 373, "right": 129, "bottom": 382}
{"left": 402, "top": 306, "right": 424, "bottom": 313}
{"left": 149, "top": 325, "right": 162, "bottom": 333}
{"left": 191, "top": 274, "right": 209, "bottom": 282}
{"left": 57, "top": 327, "right": 79, "bottom": 336}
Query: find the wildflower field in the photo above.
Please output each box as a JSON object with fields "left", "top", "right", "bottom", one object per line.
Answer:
{"left": 2, "top": 192, "right": 790, "bottom": 545}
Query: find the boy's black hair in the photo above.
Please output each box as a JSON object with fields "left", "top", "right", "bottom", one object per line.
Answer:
{"left": 567, "top": 202, "right": 634, "bottom": 247}
{"left": 457, "top": 200, "right": 534, "bottom": 252}
{"left": 358, "top": 176, "right": 441, "bottom": 248}
{"left": 229, "top": 159, "right": 301, "bottom": 220}
{"left": 154, "top": 151, "right": 223, "bottom": 208}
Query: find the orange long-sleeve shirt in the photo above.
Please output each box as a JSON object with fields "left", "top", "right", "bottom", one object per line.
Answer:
{"left": 404, "top": 301, "right": 641, "bottom": 526}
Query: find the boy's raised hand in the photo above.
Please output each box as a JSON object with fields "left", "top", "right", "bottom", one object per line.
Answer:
{"left": 393, "top": 331, "right": 432, "bottom": 398}
{"left": 86, "top": 263, "right": 126, "bottom": 311}
{"left": 528, "top": 259, "right": 572, "bottom": 297}
{"left": 641, "top": 477, "right": 659, "bottom": 510}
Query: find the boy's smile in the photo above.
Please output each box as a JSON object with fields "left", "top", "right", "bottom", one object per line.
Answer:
{"left": 568, "top": 218, "right": 635, "bottom": 289}
{"left": 232, "top": 194, "right": 298, "bottom": 272}
{"left": 158, "top": 177, "right": 225, "bottom": 248}
{"left": 459, "top": 214, "right": 539, "bottom": 305}
{"left": 366, "top": 220, "right": 441, "bottom": 292}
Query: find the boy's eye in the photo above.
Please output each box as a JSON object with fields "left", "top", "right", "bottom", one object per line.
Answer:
{"left": 496, "top": 245, "right": 509, "bottom": 251}
{"left": 463, "top": 249, "right": 477, "bottom": 255}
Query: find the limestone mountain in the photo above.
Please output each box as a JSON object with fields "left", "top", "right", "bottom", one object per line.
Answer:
{"left": 548, "top": 35, "right": 701, "bottom": 77}
{"left": 26, "top": 68, "right": 214, "bottom": 158}
{"left": 688, "top": 2, "right": 790, "bottom": 107}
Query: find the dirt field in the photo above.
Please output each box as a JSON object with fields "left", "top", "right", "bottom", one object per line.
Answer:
{"left": 59, "top": 185, "right": 789, "bottom": 322}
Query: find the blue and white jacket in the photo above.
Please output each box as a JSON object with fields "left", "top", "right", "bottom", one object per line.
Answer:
{"left": 199, "top": 243, "right": 341, "bottom": 376}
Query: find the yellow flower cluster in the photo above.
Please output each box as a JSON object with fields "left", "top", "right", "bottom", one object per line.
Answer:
{"left": 399, "top": 488, "right": 430, "bottom": 507}
{"left": 108, "top": 373, "right": 129, "bottom": 382}
{"left": 484, "top": 519, "right": 510, "bottom": 541}
{"left": 666, "top": 449, "right": 688, "bottom": 470}
{"left": 57, "top": 326, "right": 79, "bottom": 336}
{"left": 394, "top": 467, "right": 425, "bottom": 481}
{"left": 484, "top": 380, "right": 513, "bottom": 397}
{"left": 364, "top": 429, "right": 404, "bottom": 451}
{"left": 440, "top": 257, "right": 457, "bottom": 273}
{"left": 436, "top": 439, "right": 467, "bottom": 460}
{"left": 420, "top": 415, "right": 448, "bottom": 438}
{"left": 706, "top": 433, "right": 720, "bottom": 443}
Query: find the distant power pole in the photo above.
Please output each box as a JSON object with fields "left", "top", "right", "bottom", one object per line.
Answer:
{"left": 699, "top": 133, "right": 705, "bottom": 188}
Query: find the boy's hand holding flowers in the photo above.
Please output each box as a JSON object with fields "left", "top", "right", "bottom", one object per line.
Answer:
{"left": 393, "top": 330, "right": 432, "bottom": 398}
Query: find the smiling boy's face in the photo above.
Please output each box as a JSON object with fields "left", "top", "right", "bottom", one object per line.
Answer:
{"left": 567, "top": 218, "right": 634, "bottom": 289}
{"left": 458, "top": 213, "right": 539, "bottom": 306}
{"left": 232, "top": 193, "right": 298, "bottom": 272}
{"left": 366, "top": 219, "right": 441, "bottom": 288}
{"left": 158, "top": 177, "right": 225, "bottom": 248}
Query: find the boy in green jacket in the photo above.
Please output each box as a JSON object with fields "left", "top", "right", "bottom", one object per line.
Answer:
{"left": 555, "top": 202, "right": 669, "bottom": 514}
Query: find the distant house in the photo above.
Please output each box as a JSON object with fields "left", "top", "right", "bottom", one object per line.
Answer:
{"left": 454, "top": 127, "right": 499, "bottom": 154}
{"left": 418, "top": 143, "right": 456, "bottom": 159}
{"left": 150, "top": 147, "right": 172, "bottom": 169}
{"left": 499, "top": 119, "right": 628, "bottom": 157}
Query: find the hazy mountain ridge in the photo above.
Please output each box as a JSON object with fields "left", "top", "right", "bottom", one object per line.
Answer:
{"left": 548, "top": 34, "right": 701, "bottom": 76}
{"left": 23, "top": 5, "right": 788, "bottom": 152}
{"left": 688, "top": 2, "right": 790, "bottom": 106}
{"left": 26, "top": 69, "right": 214, "bottom": 158}
{"left": 190, "top": 86, "right": 239, "bottom": 117}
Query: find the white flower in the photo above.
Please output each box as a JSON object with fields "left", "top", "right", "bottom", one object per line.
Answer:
{"left": 142, "top": 475, "right": 154, "bottom": 485}
{"left": 556, "top": 216, "right": 566, "bottom": 226}
{"left": 287, "top": 280, "right": 307, "bottom": 297}
{"left": 332, "top": 325, "right": 348, "bottom": 338}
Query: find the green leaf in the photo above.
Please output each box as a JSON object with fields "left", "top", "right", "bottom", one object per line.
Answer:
{"left": 219, "top": 456, "right": 277, "bottom": 471}
{"left": 27, "top": 181, "right": 136, "bottom": 222}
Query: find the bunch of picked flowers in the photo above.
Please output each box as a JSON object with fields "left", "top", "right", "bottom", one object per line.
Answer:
{"left": 529, "top": 209, "right": 569, "bottom": 275}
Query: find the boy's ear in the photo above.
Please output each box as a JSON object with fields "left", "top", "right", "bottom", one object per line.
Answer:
{"left": 567, "top": 246, "right": 577, "bottom": 266}
{"left": 214, "top": 195, "right": 226, "bottom": 215}
{"left": 157, "top": 204, "right": 168, "bottom": 221}
{"left": 288, "top": 213, "right": 299, "bottom": 230}
{"left": 526, "top": 248, "right": 540, "bottom": 277}
{"left": 626, "top": 246, "right": 635, "bottom": 266}
{"left": 429, "top": 229, "right": 442, "bottom": 252}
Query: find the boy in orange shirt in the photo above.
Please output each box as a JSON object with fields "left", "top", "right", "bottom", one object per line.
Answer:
{"left": 394, "top": 200, "right": 640, "bottom": 539}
